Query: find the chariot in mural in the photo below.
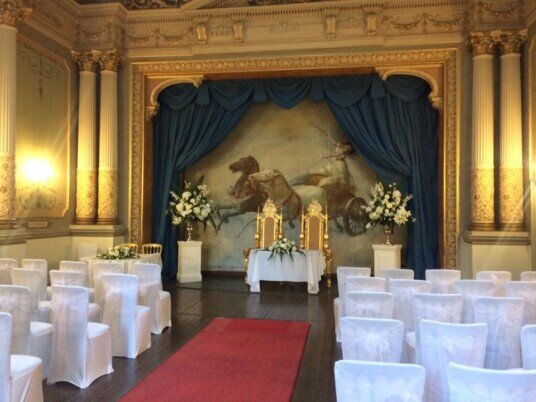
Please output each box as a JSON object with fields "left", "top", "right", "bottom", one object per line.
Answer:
{"left": 215, "top": 142, "right": 367, "bottom": 236}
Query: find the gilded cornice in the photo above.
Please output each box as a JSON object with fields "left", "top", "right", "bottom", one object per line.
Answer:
{"left": 0, "top": 0, "right": 31, "bottom": 27}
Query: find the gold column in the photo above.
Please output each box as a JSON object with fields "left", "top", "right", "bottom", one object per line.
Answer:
{"left": 469, "top": 32, "right": 496, "bottom": 231}
{"left": 73, "top": 50, "right": 100, "bottom": 224}
{"left": 496, "top": 30, "right": 527, "bottom": 230}
{"left": 0, "top": 1, "right": 30, "bottom": 229}
{"left": 97, "top": 49, "right": 122, "bottom": 224}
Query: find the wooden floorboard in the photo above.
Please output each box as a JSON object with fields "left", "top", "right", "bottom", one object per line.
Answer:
{"left": 43, "top": 277, "right": 340, "bottom": 402}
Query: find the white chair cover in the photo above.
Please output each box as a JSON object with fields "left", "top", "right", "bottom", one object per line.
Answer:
{"left": 11, "top": 269, "right": 51, "bottom": 324}
{"left": 0, "top": 312, "right": 11, "bottom": 402}
{"left": 520, "top": 271, "right": 536, "bottom": 282}
{"left": 21, "top": 259, "right": 48, "bottom": 302}
{"left": 389, "top": 280, "right": 432, "bottom": 334}
{"left": 0, "top": 259, "right": 17, "bottom": 285}
{"left": 59, "top": 261, "right": 90, "bottom": 287}
{"left": 343, "top": 292, "right": 394, "bottom": 319}
{"left": 49, "top": 271, "right": 100, "bottom": 322}
{"left": 379, "top": 269, "right": 414, "bottom": 285}
{"left": 420, "top": 320, "right": 488, "bottom": 402}
{"left": 505, "top": 281, "right": 536, "bottom": 326}
{"left": 425, "top": 269, "right": 461, "bottom": 294}
{"left": 346, "top": 277, "right": 386, "bottom": 293}
{"left": 0, "top": 285, "right": 52, "bottom": 380}
{"left": 334, "top": 267, "right": 371, "bottom": 342}
{"left": 452, "top": 280, "right": 497, "bottom": 323}
{"left": 77, "top": 243, "right": 98, "bottom": 259}
{"left": 521, "top": 325, "right": 536, "bottom": 370}
{"left": 92, "top": 262, "right": 124, "bottom": 305}
{"left": 47, "top": 285, "right": 113, "bottom": 389}
{"left": 476, "top": 271, "right": 512, "bottom": 296}
{"left": 132, "top": 263, "right": 171, "bottom": 334}
{"left": 340, "top": 317, "right": 404, "bottom": 363}
{"left": 474, "top": 297, "right": 524, "bottom": 369}
{"left": 334, "top": 360, "right": 425, "bottom": 402}
{"left": 407, "top": 293, "right": 463, "bottom": 364}
{"left": 0, "top": 312, "right": 44, "bottom": 402}
{"left": 101, "top": 274, "right": 151, "bottom": 358}
{"left": 447, "top": 362, "right": 536, "bottom": 402}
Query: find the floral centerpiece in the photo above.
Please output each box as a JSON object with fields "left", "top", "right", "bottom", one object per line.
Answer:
{"left": 362, "top": 182, "right": 415, "bottom": 245}
{"left": 169, "top": 176, "right": 215, "bottom": 241}
{"left": 97, "top": 245, "right": 138, "bottom": 260}
{"left": 266, "top": 236, "right": 304, "bottom": 261}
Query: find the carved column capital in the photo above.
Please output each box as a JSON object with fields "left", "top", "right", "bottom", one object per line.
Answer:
{"left": 495, "top": 29, "right": 528, "bottom": 55}
{"left": 0, "top": 0, "right": 30, "bottom": 27}
{"left": 468, "top": 32, "right": 496, "bottom": 56}
{"left": 98, "top": 49, "right": 124, "bottom": 72}
{"left": 72, "top": 50, "right": 101, "bottom": 72}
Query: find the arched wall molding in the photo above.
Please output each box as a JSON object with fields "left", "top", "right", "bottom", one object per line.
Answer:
{"left": 130, "top": 48, "right": 460, "bottom": 268}
{"left": 375, "top": 66, "right": 443, "bottom": 109}
{"left": 146, "top": 75, "right": 205, "bottom": 120}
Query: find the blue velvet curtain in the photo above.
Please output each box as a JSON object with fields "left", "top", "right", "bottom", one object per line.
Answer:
{"left": 153, "top": 74, "right": 439, "bottom": 279}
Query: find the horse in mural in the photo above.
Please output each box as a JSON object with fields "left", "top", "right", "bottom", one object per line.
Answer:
{"left": 248, "top": 169, "right": 327, "bottom": 229}
{"left": 214, "top": 156, "right": 269, "bottom": 230}
{"left": 249, "top": 168, "right": 367, "bottom": 236}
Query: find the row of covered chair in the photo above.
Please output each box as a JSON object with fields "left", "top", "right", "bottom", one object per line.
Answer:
{"left": 0, "top": 258, "right": 171, "bottom": 397}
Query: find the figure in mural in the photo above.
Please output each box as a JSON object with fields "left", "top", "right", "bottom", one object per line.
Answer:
{"left": 215, "top": 156, "right": 269, "bottom": 230}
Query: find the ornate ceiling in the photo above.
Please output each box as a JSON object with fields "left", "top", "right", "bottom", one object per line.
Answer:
{"left": 77, "top": 0, "right": 326, "bottom": 7}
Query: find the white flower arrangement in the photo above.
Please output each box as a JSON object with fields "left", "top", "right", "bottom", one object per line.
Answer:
{"left": 362, "top": 182, "right": 415, "bottom": 229}
{"left": 169, "top": 176, "right": 215, "bottom": 229}
{"left": 97, "top": 245, "right": 138, "bottom": 260}
{"left": 266, "top": 236, "right": 304, "bottom": 261}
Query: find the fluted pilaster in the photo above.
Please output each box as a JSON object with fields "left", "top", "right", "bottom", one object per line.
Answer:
{"left": 73, "top": 50, "right": 100, "bottom": 224}
{"left": 469, "top": 32, "right": 496, "bottom": 230}
{"left": 497, "top": 30, "right": 527, "bottom": 230}
{"left": 0, "top": 1, "right": 30, "bottom": 229}
{"left": 97, "top": 49, "right": 122, "bottom": 224}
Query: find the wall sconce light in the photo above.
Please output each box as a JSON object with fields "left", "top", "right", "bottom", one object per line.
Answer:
{"left": 19, "top": 158, "right": 57, "bottom": 210}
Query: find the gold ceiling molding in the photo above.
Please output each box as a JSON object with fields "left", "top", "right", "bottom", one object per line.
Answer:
{"left": 129, "top": 48, "right": 460, "bottom": 269}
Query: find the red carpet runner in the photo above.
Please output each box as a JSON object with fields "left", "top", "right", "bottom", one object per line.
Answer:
{"left": 121, "top": 318, "right": 310, "bottom": 402}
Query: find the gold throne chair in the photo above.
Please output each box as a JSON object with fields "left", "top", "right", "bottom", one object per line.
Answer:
{"left": 299, "top": 200, "right": 332, "bottom": 288}
{"left": 243, "top": 199, "right": 283, "bottom": 278}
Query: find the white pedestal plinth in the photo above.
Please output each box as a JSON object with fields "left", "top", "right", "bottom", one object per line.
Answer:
{"left": 372, "top": 244, "right": 403, "bottom": 277}
{"left": 177, "top": 241, "right": 202, "bottom": 283}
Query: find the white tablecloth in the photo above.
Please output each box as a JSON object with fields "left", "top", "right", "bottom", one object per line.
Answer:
{"left": 247, "top": 250, "right": 325, "bottom": 294}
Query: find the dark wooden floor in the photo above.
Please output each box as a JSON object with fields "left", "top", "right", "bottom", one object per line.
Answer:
{"left": 43, "top": 277, "right": 341, "bottom": 402}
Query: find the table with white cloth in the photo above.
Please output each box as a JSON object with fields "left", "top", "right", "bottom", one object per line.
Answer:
{"left": 81, "top": 253, "right": 161, "bottom": 285}
{"left": 247, "top": 250, "right": 325, "bottom": 294}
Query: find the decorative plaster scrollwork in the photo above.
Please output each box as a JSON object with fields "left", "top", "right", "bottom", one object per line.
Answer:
{"left": 98, "top": 169, "right": 118, "bottom": 223}
{"left": 147, "top": 75, "right": 204, "bottom": 120}
{"left": 471, "top": 167, "right": 494, "bottom": 228}
{"left": 375, "top": 67, "right": 442, "bottom": 110}
{"left": 0, "top": 153, "right": 15, "bottom": 225}
{"left": 0, "top": 0, "right": 31, "bottom": 27}
{"left": 75, "top": 169, "right": 97, "bottom": 223}
{"left": 499, "top": 167, "right": 523, "bottom": 228}
{"left": 382, "top": 13, "right": 464, "bottom": 35}
{"left": 130, "top": 49, "right": 459, "bottom": 269}
{"left": 126, "top": 27, "right": 194, "bottom": 47}
{"left": 494, "top": 29, "right": 528, "bottom": 55}
{"left": 72, "top": 50, "right": 100, "bottom": 72}
{"left": 98, "top": 49, "right": 124, "bottom": 72}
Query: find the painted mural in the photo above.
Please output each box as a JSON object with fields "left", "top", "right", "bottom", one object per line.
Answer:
{"left": 186, "top": 98, "right": 406, "bottom": 271}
